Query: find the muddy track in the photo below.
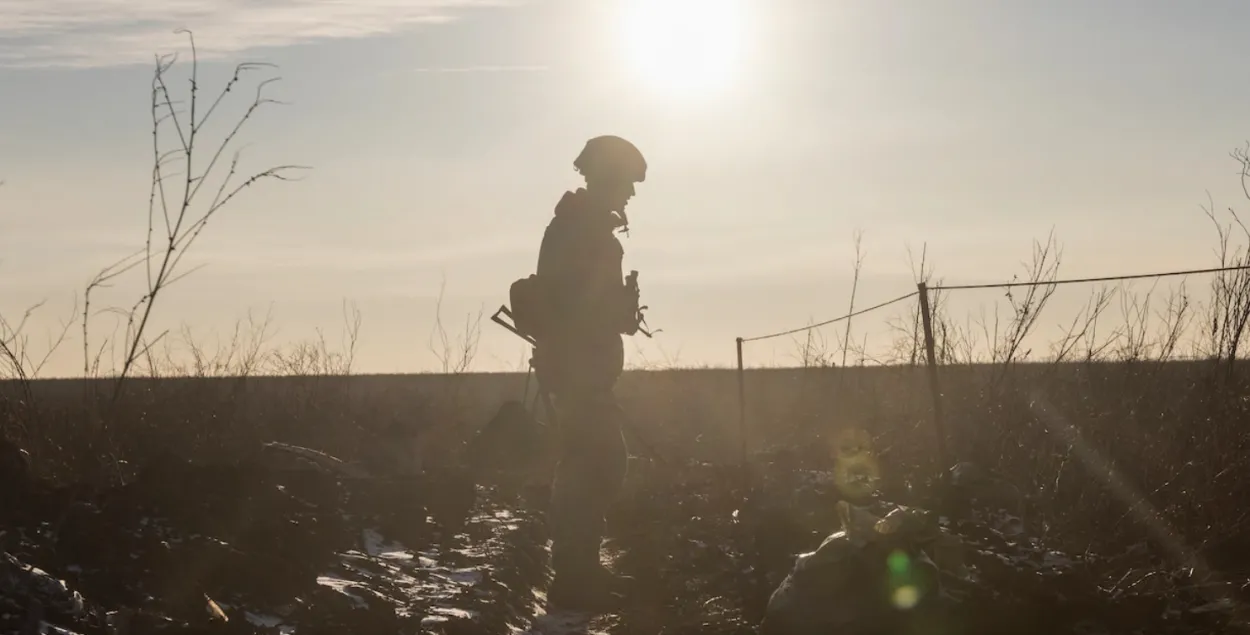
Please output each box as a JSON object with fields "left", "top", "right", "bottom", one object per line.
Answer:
{"left": 4, "top": 454, "right": 1249, "bottom": 635}
{"left": 0, "top": 456, "right": 552, "bottom": 635}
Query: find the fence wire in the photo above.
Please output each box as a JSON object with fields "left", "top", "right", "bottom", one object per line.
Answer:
{"left": 930, "top": 264, "right": 1250, "bottom": 291}
{"left": 739, "top": 291, "right": 919, "bottom": 343}
{"left": 736, "top": 263, "right": 1250, "bottom": 345}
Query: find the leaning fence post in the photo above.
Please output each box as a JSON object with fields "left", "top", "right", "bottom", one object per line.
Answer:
{"left": 736, "top": 337, "right": 747, "bottom": 476}
{"left": 916, "top": 283, "right": 950, "bottom": 472}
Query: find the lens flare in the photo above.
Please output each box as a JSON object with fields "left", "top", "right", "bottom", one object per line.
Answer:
{"left": 832, "top": 427, "right": 881, "bottom": 499}
{"left": 891, "top": 585, "right": 920, "bottom": 610}
{"left": 887, "top": 549, "right": 910, "bottom": 575}
{"left": 886, "top": 549, "right": 923, "bottom": 610}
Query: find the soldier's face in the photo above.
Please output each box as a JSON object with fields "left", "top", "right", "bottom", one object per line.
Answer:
{"left": 602, "top": 179, "right": 636, "bottom": 213}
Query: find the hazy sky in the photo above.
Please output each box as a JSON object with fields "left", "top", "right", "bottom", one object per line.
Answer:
{"left": 3, "top": 0, "right": 1250, "bottom": 376}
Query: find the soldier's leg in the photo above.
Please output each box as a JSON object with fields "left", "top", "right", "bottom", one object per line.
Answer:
{"left": 548, "top": 393, "right": 628, "bottom": 596}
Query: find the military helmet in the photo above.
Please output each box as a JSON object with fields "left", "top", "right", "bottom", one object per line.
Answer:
{"left": 573, "top": 135, "right": 647, "bottom": 183}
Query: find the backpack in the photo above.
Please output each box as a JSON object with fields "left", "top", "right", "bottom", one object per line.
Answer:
{"left": 509, "top": 274, "right": 554, "bottom": 342}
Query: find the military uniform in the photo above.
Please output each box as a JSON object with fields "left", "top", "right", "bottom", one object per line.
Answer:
{"left": 533, "top": 187, "right": 633, "bottom": 604}
{"left": 506, "top": 134, "right": 648, "bottom": 611}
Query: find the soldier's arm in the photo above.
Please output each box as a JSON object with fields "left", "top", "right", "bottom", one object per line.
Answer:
{"left": 608, "top": 237, "right": 639, "bottom": 334}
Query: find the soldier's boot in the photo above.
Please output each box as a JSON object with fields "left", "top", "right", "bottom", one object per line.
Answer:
{"left": 548, "top": 497, "right": 631, "bottom": 612}
{"left": 549, "top": 555, "right": 632, "bottom": 612}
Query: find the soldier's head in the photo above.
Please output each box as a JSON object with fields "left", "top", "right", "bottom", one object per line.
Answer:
{"left": 574, "top": 135, "right": 646, "bottom": 214}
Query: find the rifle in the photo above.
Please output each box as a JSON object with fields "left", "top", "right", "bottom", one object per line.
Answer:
{"left": 490, "top": 306, "right": 549, "bottom": 419}
{"left": 624, "top": 270, "right": 660, "bottom": 338}
{"left": 490, "top": 305, "right": 534, "bottom": 347}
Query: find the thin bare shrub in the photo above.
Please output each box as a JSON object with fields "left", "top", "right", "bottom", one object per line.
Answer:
{"left": 1048, "top": 285, "right": 1117, "bottom": 364}
{"left": 82, "top": 30, "right": 307, "bottom": 402}
{"left": 27, "top": 32, "right": 309, "bottom": 483}
{"left": 883, "top": 243, "right": 967, "bottom": 366}
{"left": 0, "top": 297, "right": 77, "bottom": 447}
{"left": 267, "top": 301, "right": 363, "bottom": 377}
{"left": 429, "top": 278, "right": 482, "bottom": 376}
{"left": 1197, "top": 185, "right": 1250, "bottom": 374}
{"left": 427, "top": 278, "right": 483, "bottom": 410}
{"left": 980, "top": 232, "right": 1062, "bottom": 374}
{"left": 839, "top": 228, "right": 866, "bottom": 368}
{"left": 143, "top": 308, "right": 277, "bottom": 378}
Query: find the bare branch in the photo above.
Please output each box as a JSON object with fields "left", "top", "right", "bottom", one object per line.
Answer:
{"left": 84, "top": 29, "right": 306, "bottom": 403}
{"left": 840, "top": 228, "right": 865, "bottom": 369}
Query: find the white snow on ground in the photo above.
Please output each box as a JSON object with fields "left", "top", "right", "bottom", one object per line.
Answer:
{"left": 244, "top": 611, "right": 284, "bottom": 627}
{"left": 307, "top": 505, "right": 546, "bottom": 630}
{"left": 361, "top": 528, "right": 415, "bottom": 561}
{"left": 104, "top": 498, "right": 567, "bottom": 632}
{"left": 521, "top": 607, "right": 615, "bottom": 635}
{"left": 524, "top": 612, "right": 603, "bottom": 635}
{"left": 314, "top": 575, "right": 369, "bottom": 609}
{"left": 508, "top": 545, "right": 617, "bottom": 635}
{"left": 242, "top": 610, "right": 297, "bottom": 633}
{"left": 37, "top": 622, "right": 83, "bottom": 635}
{"left": 378, "top": 510, "right": 616, "bottom": 634}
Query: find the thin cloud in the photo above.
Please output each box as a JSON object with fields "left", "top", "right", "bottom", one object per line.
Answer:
{"left": 410, "top": 64, "right": 547, "bottom": 73}
{"left": 191, "top": 233, "right": 531, "bottom": 273}
{"left": 0, "top": 0, "right": 518, "bottom": 69}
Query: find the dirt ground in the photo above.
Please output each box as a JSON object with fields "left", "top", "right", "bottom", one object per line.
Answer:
{"left": 3, "top": 437, "right": 1249, "bottom": 635}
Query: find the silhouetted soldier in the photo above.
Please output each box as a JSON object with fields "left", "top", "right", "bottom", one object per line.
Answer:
{"left": 531, "top": 135, "right": 647, "bottom": 611}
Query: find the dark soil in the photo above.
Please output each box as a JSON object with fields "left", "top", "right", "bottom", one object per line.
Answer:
{"left": 3, "top": 447, "right": 1248, "bottom": 635}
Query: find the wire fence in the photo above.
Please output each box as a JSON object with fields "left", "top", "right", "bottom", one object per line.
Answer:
{"left": 929, "top": 264, "right": 1250, "bottom": 291}
{"left": 738, "top": 291, "right": 919, "bottom": 343}
{"left": 732, "top": 262, "right": 1250, "bottom": 470}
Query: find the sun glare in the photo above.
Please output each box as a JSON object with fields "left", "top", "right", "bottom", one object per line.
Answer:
{"left": 618, "top": 0, "right": 746, "bottom": 98}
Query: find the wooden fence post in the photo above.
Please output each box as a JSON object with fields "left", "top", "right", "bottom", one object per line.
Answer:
{"left": 916, "top": 283, "right": 951, "bottom": 472}
{"left": 736, "top": 337, "right": 747, "bottom": 475}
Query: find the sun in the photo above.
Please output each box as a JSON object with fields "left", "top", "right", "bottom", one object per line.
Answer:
{"left": 618, "top": 0, "right": 746, "bottom": 98}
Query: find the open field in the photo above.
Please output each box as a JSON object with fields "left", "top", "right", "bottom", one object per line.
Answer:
{"left": 4, "top": 358, "right": 1250, "bottom": 633}
{"left": 7, "top": 359, "right": 1250, "bottom": 552}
